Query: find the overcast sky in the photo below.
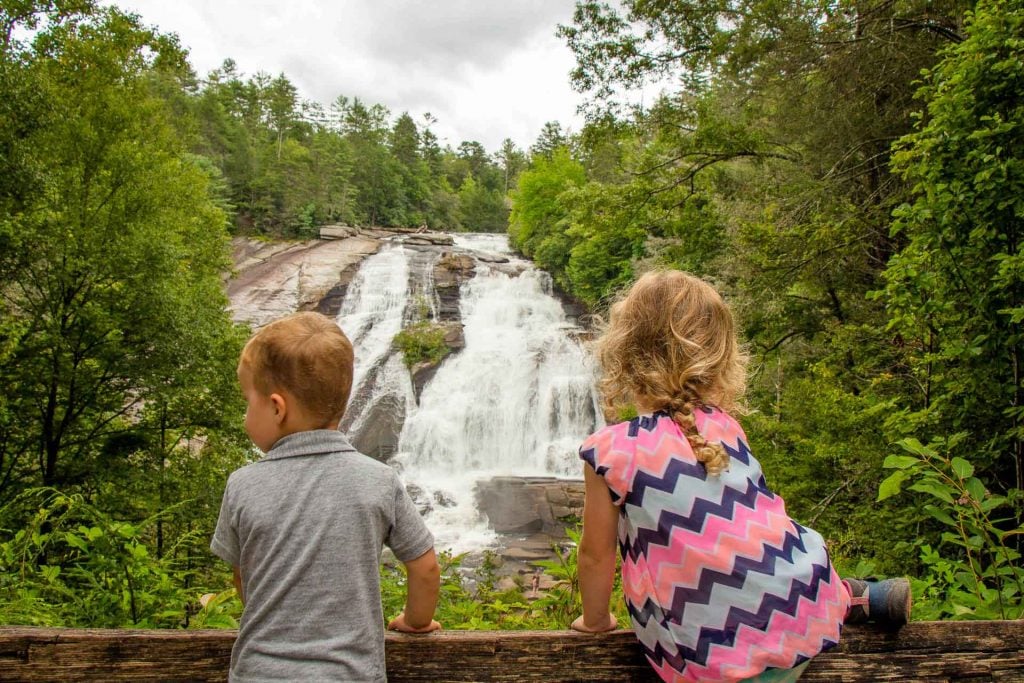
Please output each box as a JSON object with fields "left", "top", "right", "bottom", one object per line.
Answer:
{"left": 103, "top": 0, "right": 588, "bottom": 153}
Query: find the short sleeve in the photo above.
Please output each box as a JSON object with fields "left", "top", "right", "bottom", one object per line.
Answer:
{"left": 578, "top": 425, "right": 634, "bottom": 506}
{"left": 210, "top": 478, "right": 241, "bottom": 566}
{"left": 386, "top": 473, "right": 435, "bottom": 563}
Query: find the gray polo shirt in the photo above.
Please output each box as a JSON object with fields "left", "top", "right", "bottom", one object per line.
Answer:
{"left": 211, "top": 430, "right": 434, "bottom": 682}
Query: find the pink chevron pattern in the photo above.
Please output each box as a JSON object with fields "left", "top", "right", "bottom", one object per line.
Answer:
{"left": 580, "top": 409, "right": 850, "bottom": 683}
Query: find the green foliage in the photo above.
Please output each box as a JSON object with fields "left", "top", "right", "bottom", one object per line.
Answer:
{"left": 508, "top": 148, "right": 586, "bottom": 275}
{"left": 192, "top": 70, "right": 513, "bottom": 235}
{"left": 188, "top": 589, "right": 243, "bottom": 629}
{"left": 457, "top": 176, "right": 508, "bottom": 233}
{"left": 0, "top": 2, "right": 249, "bottom": 631}
{"left": 529, "top": 526, "right": 585, "bottom": 627}
{"left": 0, "top": 489, "right": 233, "bottom": 627}
{"left": 380, "top": 528, "right": 629, "bottom": 631}
{"left": 0, "top": 2, "right": 247, "bottom": 495}
{"left": 743, "top": 365, "right": 918, "bottom": 576}
{"left": 879, "top": 437, "right": 1023, "bottom": 619}
{"left": 531, "top": 0, "right": 1024, "bottom": 622}
{"left": 884, "top": 0, "right": 1024, "bottom": 494}
{"left": 381, "top": 551, "right": 534, "bottom": 630}
{"left": 393, "top": 323, "right": 450, "bottom": 368}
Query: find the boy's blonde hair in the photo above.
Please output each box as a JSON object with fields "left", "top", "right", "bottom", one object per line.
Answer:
{"left": 239, "top": 312, "right": 354, "bottom": 427}
{"left": 595, "top": 270, "right": 748, "bottom": 475}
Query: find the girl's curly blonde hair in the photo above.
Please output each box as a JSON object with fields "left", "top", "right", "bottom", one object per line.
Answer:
{"left": 595, "top": 270, "right": 748, "bottom": 476}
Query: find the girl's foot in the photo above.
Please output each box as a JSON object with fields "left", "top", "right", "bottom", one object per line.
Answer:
{"left": 843, "top": 577, "right": 912, "bottom": 627}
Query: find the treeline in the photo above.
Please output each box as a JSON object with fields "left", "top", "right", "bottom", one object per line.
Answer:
{"left": 189, "top": 67, "right": 524, "bottom": 235}
{"left": 509, "top": 0, "right": 1023, "bottom": 619}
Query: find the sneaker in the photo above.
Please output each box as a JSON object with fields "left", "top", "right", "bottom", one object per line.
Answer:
{"left": 843, "top": 578, "right": 912, "bottom": 627}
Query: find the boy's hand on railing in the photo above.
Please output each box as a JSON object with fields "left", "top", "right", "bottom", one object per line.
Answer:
{"left": 571, "top": 613, "right": 618, "bottom": 633}
{"left": 388, "top": 612, "right": 442, "bottom": 634}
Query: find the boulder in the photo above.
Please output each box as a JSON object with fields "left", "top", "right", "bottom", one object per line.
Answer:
{"left": 347, "top": 393, "right": 405, "bottom": 461}
{"left": 311, "top": 261, "right": 364, "bottom": 317}
{"left": 433, "top": 490, "right": 457, "bottom": 508}
{"left": 438, "top": 251, "right": 476, "bottom": 273}
{"left": 404, "top": 232, "right": 455, "bottom": 246}
{"left": 475, "top": 476, "right": 586, "bottom": 535}
{"left": 319, "top": 225, "right": 359, "bottom": 240}
{"left": 406, "top": 483, "right": 433, "bottom": 516}
{"left": 408, "top": 322, "right": 463, "bottom": 402}
{"left": 475, "top": 477, "right": 545, "bottom": 534}
{"left": 475, "top": 253, "right": 510, "bottom": 264}
{"left": 410, "top": 362, "right": 441, "bottom": 402}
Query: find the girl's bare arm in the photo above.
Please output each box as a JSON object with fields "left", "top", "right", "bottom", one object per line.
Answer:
{"left": 573, "top": 463, "right": 619, "bottom": 632}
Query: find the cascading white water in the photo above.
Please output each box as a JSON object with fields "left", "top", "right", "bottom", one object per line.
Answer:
{"left": 452, "top": 233, "right": 512, "bottom": 255}
{"left": 393, "top": 235, "right": 601, "bottom": 552}
{"left": 337, "top": 244, "right": 411, "bottom": 400}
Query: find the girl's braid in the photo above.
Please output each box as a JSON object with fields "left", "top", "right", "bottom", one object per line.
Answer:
{"left": 666, "top": 392, "right": 730, "bottom": 476}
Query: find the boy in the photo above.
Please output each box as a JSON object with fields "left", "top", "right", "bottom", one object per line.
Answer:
{"left": 212, "top": 311, "right": 441, "bottom": 682}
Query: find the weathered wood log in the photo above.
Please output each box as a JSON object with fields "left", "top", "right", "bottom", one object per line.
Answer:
{"left": 0, "top": 622, "right": 1022, "bottom": 682}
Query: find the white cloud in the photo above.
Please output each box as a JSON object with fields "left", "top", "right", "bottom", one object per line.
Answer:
{"left": 106, "top": 0, "right": 585, "bottom": 152}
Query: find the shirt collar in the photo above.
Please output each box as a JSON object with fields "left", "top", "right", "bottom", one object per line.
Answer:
{"left": 262, "top": 429, "right": 357, "bottom": 460}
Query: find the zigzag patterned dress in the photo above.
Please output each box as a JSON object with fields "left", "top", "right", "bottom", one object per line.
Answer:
{"left": 579, "top": 408, "right": 850, "bottom": 683}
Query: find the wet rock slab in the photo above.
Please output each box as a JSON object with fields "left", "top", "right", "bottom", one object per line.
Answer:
{"left": 475, "top": 476, "right": 585, "bottom": 535}
{"left": 228, "top": 235, "right": 381, "bottom": 328}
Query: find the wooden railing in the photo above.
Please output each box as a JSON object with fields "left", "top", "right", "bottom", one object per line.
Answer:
{"left": 1, "top": 621, "right": 1022, "bottom": 681}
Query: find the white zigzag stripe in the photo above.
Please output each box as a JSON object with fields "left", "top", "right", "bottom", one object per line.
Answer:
{"left": 623, "top": 482, "right": 700, "bottom": 532}
{"left": 625, "top": 458, "right": 765, "bottom": 530}
{"left": 632, "top": 603, "right": 680, "bottom": 655}
{"left": 662, "top": 532, "right": 831, "bottom": 647}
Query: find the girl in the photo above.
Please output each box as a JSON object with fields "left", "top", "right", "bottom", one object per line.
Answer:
{"left": 571, "top": 270, "right": 906, "bottom": 682}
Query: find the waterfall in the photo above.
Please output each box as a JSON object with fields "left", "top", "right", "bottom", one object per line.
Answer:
{"left": 227, "top": 232, "right": 602, "bottom": 553}
{"left": 329, "top": 234, "right": 601, "bottom": 552}
{"left": 337, "top": 244, "right": 411, "bottom": 395}
{"left": 393, "top": 235, "right": 601, "bottom": 552}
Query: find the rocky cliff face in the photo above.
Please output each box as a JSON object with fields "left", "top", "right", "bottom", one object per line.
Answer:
{"left": 228, "top": 235, "right": 381, "bottom": 328}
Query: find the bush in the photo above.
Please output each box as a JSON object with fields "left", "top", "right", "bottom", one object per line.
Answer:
{"left": 393, "top": 323, "right": 450, "bottom": 368}
{"left": 0, "top": 489, "right": 232, "bottom": 628}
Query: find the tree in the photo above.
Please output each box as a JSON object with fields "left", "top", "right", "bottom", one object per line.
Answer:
{"left": 337, "top": 98, "right": 405, "bottom": 225}
{"left": 884, "top": 0, "right": 1024, "bottom": 494}
{"left": 457, "top": 176, "right": 508, "bottom": 233}
{"left": 266, "top": 73, "right": 298, "bottom": 161}
{"left": 508, "top": 148, "right": 586, "bottom": 276}
{"left": 497, "top": 138, "right": 527, "bottom": 193}
{"left": 0, "top": 4, "right": 243, "bottom": 494}
{"left": 510, "top": 0, "right": 985, "bottom": 577}
{"left": 390, "top": 112, "right": 430, "bottom": 224}
{"left": 530, "top": 121, "right": 569, "bottom": 160}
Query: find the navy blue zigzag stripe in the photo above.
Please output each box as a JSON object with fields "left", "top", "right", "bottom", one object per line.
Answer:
{"left": 582, "top": 415, "right": 761, "bottom": 510}
{"left": 629, "top": 561, "right": 838, "bottom": 670}
{"left": 629, "top": 412, "right": 755, "bottom": 468}
{"left": 579, "top": 445, "right": 622, "bottom": 503}
{"left": 665, "top": 525, "right": 813, "bottom": 617}
{"left": 626, "top": 436, "right": 761, "bottom": 513}
{"left": 636, "top": 637, "right": 833, "bottom": 680}
{"left": 624, "top": 477, "right": 779, "bottom": 560}
{"left": 627, "top": 413, "right": 664, "bottom": 437}
{"left": 723, "top": 435, "right": 754, "bottom": 467}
